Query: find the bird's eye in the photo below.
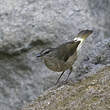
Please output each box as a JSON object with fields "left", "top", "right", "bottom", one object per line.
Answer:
{"left": 41, "top": 48, "right": 52, "bottom": 55}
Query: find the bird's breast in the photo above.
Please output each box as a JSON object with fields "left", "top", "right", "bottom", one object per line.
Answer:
{"left": 43, "top": 56, "right": 69, "bottom": 72}
{"left": 43, "top": 51, "right": 77, "bottom": 72}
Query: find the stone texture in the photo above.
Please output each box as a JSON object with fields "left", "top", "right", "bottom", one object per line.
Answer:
{"left": 22, "top": 66, "right": 110, "bottom": 110}
{"left": 0, "top": 0, "right": 110, "bottom": 110}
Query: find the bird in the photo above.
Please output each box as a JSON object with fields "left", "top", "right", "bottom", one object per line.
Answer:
{"left": 36, "top": 30, "right": 93, "bottom": 84}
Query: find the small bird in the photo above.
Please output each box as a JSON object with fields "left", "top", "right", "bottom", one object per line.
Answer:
{"left": 36, "top": 30, "right": 93, "bottom": 84}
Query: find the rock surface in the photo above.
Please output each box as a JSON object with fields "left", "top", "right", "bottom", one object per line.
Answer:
{"left": 22, "top": 66, "right": 110, "bottom": 110}
{"left": 0, "top": 0, "right": 110, "bottom": 110}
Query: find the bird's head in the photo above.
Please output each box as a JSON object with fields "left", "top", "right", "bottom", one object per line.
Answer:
{"left": 36, "top": 48, "right": 53, "bottom": 57}
{"left": 74, "top": 30, "right": 93, "bottom": 42}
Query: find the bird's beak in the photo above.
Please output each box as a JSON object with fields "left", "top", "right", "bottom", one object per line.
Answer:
{"left": 36, "top": 53, "right": 42, "bottom": 57}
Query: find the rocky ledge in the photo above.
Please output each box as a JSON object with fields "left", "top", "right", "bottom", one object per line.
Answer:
{"left": 22, "top": 66, "right": 110, "bottom": 110}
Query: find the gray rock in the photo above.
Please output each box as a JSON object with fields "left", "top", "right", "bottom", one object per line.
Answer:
{"left": 0, "top": 0, "right": 110, "bottom": 110}
{"left": 22, "top": 66, "right": 110, "bottom": 110}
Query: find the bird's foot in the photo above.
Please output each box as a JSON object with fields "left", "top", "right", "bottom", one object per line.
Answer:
{"left": 55, "top": 80, "right": 69, "bottom": 86}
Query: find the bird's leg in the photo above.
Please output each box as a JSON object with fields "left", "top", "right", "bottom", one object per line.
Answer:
{"left": 65, "top": 67, "right": 73, "bottom": 82}
{"left": 56, "top": 71, "right": 65, "bottom": 84}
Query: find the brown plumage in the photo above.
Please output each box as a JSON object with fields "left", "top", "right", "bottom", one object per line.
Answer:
{"left": 37, "top": 30, "right": 93, "bottom": 84}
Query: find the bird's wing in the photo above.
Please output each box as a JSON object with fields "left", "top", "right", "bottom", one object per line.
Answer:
{"left": 56, "top": 41, "right": 80, "bottom": 62}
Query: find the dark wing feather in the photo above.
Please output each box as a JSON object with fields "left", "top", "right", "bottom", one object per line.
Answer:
{"left": 55, "top": 41, "right": 80, "bottom": 62}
